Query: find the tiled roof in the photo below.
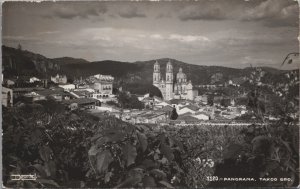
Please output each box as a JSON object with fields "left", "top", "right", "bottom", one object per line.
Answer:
{"left": 133, "top": 111, "right": 165, "bottom": 119}
{"left": 194, "top": 111, "right": 210, "bottom": 116}
{"left": 168, "top": 99, "right": 185, "bottom": 104}
{"left": 143, "top": 97, "right": 153, "bottom": 101}
{"left": 180, "top": 105, "right": 199, "bottom": 111}
{"left": 63, "top": 98, "right": 98, "bottom": 105}
{"left": 35, "top": 89, "right": 65, "bottom": 96}
{"left": 73, "top": 90, "right": 92, "bottom": 96}
{"left": 178, "top": 115, "right": 200, "bottom": 122}
{"left": 13, "top": 88, "right": 44, "bottom": 92}
{"left": 160, "top": 105, "right": 173, "bottom": 112}
{"left": 180, "top": 112, "right": 193, "bottom": 116}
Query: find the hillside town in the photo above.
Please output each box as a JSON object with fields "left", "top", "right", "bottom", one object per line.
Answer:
{"left": 3, "top": 59, "right": 294, "bottom": 127}
{"left": 2, "top": 1, "right": 299, "bottom": 188}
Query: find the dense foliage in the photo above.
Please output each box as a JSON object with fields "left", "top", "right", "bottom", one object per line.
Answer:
{"left": 208, "top": 68, "right": 299, "bottom": 187}
{"left": 2, "top": 101, "right": 237, "bottom": 188}
{"left": 116, "top": 91, "right": 144, "bottom": 110}
{"left": 3, "top": 95, "right": 299, "bottom": 188}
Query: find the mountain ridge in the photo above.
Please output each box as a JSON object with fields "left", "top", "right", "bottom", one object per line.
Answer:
{"left": 2, "top": 46, "right": 296, "bottom": 95}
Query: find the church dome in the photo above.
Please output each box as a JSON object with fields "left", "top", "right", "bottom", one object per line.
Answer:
{"left": 177, "top": 68, "right": 187, "bottom": 82}
{"left": 186, "top": 82, "right": 193, "bottom": 90}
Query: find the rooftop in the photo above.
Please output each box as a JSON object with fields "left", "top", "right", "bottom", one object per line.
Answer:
{"left": 62, "top": 98, "right": 98, "bottom": 105}
{"left": 35, "top": 89, "right": 65, "bottom": 96}
{"left": 72, "top": 90, "right": 93, "bottom": 97}
{"left": 178, "top": 115, "right": 200, "bottom": 122}
{"left": 180, "top": 104, "right": 199, "bottom": 111}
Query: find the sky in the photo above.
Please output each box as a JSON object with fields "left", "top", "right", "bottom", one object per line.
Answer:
{"left": 2, "top": 0, "right": 300, "bottom": 69}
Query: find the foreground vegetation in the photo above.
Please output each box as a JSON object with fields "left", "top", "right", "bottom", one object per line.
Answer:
{"left": 3, "top": 97, "right": 298, "bottom": 188}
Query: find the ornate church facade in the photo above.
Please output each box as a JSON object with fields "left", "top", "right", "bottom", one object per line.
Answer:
{"left": 153, "top": 60, "right": 198, "bottom": 101}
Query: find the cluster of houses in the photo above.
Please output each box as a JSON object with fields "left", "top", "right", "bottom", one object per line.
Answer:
{"left": 92, "top": 94, "right": 248, "bottom": 125}
{"left": 2, "top": 73, "right": 116, "bottom": 111}
{"left": 2, "top": 71, "right": 249, "bottom": 125}
{"left": 196, "top": 76, "right": 247, "bottom": 89}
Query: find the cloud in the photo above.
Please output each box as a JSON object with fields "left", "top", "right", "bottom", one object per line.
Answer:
{"left": 43, "top": 3, "right": 107, "bottom": 19}
{"left": 155, "top": 12, "right": 172, "bottom": 19}
{"left": 241, "top": 0, "right": 299, "bottom": 27}
{"left": 169, "top": 34, "right": 210, "bottom": 42}
{"left": 37, "top": 31, "right": 60, "bottom": 35}
{"left": 241, "top": 56, "right": 274, "bottom": 66}
{"left": 177, "top": 0, "right": 298, "bottom": 27}
{"left": 178, "top": 5, "right": 226, "bottom": 21}
{"left": 150, "top": 34, "right": 163, "bottom": 39}
{"left": 118, "top": 6, "right": 146, "bottom": 18}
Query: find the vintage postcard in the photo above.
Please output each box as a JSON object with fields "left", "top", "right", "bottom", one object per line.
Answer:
{"left": 2, "top": 0, "right": 299, "bottom": 188}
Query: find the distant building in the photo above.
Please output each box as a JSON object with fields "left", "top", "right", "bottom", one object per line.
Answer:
{"left": 59, "top": 84, "right": 76, "bottom": 91}
{"left": 91, "top": 93, "right": 116, "bottom": 103}
{"left": 51, "top": 74, "right": 67, "bottom": 84}
{"left": 195, "top": 95, "right": 208, "bottom": 104}
{"left": 2, "top": 87, "right": 13, "bottom": 107}
{"left": 29, "top": 77, "right": 41, "bottom": 83}
{"left": 196, "top": 84, "right": 219, "bottom": 89}
{"left": 130, "top": 111, "right": 167, "bottom": 124}
{"left": 90, "top": 74, "right": 114, "bottom": 95}
{"left": 193, "top": 112, "right": 210, "bottom": 120}
{"left": 4, "top": 79, "right": 16, "bottom": 87}
{"left": 177, "top": 115, "right": 200, "bottom": 123}
{"left": 140, "top": 96, "right": 164, "bottom": 109}
{"left": 25, "top": 88, "right": 67, "bottom": 101}
{"left": 177, "top": 105, "right": 199, "bottom": 115}
{"left": 153, "top": 60, "right": 197, "bottom": 100}
{"left": 228, "top": 77, "right": 246, "bottom": 87}
{"left": 63, "top": 98, "right": 101, "bottom": 110}
{"left": 70, "top": 90, "right": 93, "bottom": 98}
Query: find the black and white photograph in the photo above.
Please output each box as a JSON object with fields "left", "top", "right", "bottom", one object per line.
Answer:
{"left": 2, "top": 0, "right": 300, "bottom": 188}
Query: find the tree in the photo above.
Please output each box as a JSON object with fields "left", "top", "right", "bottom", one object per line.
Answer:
{"left": 207, "top": 94, "right": 214, "bottom": 106}
{"left": 170, "top": 107, "right": 178, "bottom": 120}
{"left": 7, "top": 91, "right": 11, "bottom": 107}
{"left": 220, "top": 98, "right": 230, "bottom": 107}
{"left": 149, "top": 85, "right": 163, "bottom": 98}
{"left": 117, "top": 91, "right": 144, "bottom": 110}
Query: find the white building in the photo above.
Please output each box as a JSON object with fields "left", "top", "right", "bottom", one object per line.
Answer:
{"left": 59, "top": 84, "right": 76, "bottom": 91}
{"left": 29, "top": 77, "right": 41, "bottom": 83}
{"left": 91, "top": 74, "right": 114, "bottom": 95}
{"left": 51, "top": 74, "right": 67, "bottom": 84}
{"left": 192, "top": 113, "right": 210, "bottom": 120}
{"left": 177, "top": 105, "right": 199, "bottom": 115}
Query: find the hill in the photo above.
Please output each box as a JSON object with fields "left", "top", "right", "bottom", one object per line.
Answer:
{"left": 2, "top": 46, "right": 296, "bottom": 95}
{"left": 61, "top": 60, "right": 139, "bottom": 79}
{"left": 2, "top": 46, "right": 62, "bottom": 78}
{"left": 52, "top": 57, "right": 90, "bottom": 65}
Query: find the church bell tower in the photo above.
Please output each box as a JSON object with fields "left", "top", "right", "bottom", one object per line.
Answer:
{"left": 165, "top": 60, "right": 174, "bottom": 100}
{"left": 153, "top": 60, "right": 161, "bottom": 87}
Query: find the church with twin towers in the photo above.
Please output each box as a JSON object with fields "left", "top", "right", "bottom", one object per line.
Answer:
{"left": 153, "top": 60, "right": 198, "bottom": 101}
